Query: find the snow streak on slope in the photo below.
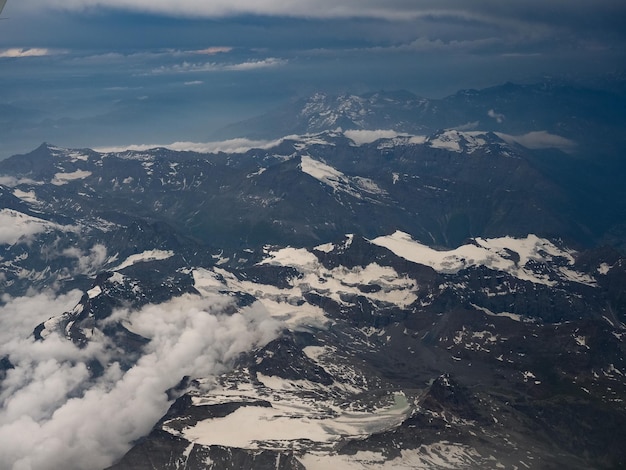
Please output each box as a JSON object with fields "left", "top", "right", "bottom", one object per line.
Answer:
{"left": 111, "top": 249, "right": 175, "bottom": 271}
{"left": 371, "top": 231, "right": 595, "bottom": 286}
{"left": 300, "top": 442, "right": 483, "bottom": 469}
{"left": 300, "top": 155, "right": 385, "bottom": 198}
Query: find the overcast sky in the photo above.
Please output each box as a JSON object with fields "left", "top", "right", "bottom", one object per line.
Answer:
{"left": 0, "top": 0, "right": 625, "bottom": 157}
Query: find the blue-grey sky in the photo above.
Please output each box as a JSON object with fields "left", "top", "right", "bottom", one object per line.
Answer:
{"left": 1, "top": 0, "right": 625, "bottom": 158}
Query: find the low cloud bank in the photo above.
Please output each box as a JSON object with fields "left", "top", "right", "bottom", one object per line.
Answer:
{"left": 344, "top": 129, "right": 400, "bottom": 145}
{"left": 0, "top": 210, "right": 52, "bottom": 245}
{"left": 95, "top": 137, "right": 286, "bottom": 154}
{"left": 496, "top": 131, "right": 577, "bottom": 153}
{"left": 0, "top": 291, "right": 282, "bottom": 469}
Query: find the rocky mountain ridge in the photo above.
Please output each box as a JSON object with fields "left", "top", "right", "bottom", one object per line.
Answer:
{"left": 0, "top": 82, "right": 625, "bottom": 469}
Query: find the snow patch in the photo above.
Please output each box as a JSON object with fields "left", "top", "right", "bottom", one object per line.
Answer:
{"left": 574, "top": 335, "right": 590, "bottom": 349}
{"left": 371, "top": 231, "right": 594, "bottom": 287}
{"left": 344, "top": 129, "right": 400, "bottom": 145}
{"left": 301, "top": 155, "right": 345, "bottom": 186}
{"left": 426, "top": 130, "right": 491, "bottom": 154}
{"left": 12, "top": 189, "right": 39, "bottom": 204}
{"left": 51, "top": 170, "right": 92, "bottom": 186}
{"left": 87, "top": 286, "right": 102, "bottom": 299}
{"left": 112, "top": 250, "right": 174, "bottom": 271}
{"left": 303, "top": 346, "right": 330, "bottom": 362}
{"left": 314, "top": 242, "right": 335, "bottom": 253}
{"left": 471, "top": 304, "right": 524, "bottom": 322}
{"left": 299, "top": 441, "right": 483, "bottom": 469}
{"left": 108, "top": 272, "right": 125, "bottom": 284}
{"left": 260, "top": 247, "right": 319, "bottom": 268}
{"left": 192, "top": 268, "right": 225, "bottom": 295}
{"left": 178, "top": 391, "right": 411, "bottom": 450}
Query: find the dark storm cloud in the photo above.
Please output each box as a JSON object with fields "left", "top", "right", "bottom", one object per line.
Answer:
{"left": 11, "top": 0, "right": 626, "bottom": 22}
{"left": 5, "top": 1, "right": 626, "bottom": 47}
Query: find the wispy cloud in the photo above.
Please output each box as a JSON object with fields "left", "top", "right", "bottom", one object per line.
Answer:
{"left": 383, "top": 36, "right": 503, "bottom": 53}
{"left": 61, "top": 245, "right": 109, "bottom": 275}
{"left": 0, "top": 176, "right": 40, "bottom": 187}
{"left": 152, "top": 57, "right": 286, "bottom": 74}
{"left": 496, "top": 131, "right": 577, "bottom": 153}
{"left": 488, "top": 109, "right": 505, "bottom": 123}
{"left": 95, "top": 137, "right": 287, "bottom": 154}
{"left": 190, "top": 46, "right": 233, "bottom": 55}
{"left": 0, "top": 48, "right": 54, "bottom": 58}
{"left": 223, "top": 58, "right": 286, "bottom": 71}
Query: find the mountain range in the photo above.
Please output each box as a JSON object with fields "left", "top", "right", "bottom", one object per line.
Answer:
{"left": 0, "top": 80, "right": 625, "bottom": 469}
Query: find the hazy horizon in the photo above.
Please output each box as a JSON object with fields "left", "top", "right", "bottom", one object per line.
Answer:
{"left": 1, "top": 1, "right": 625, "bottom": 159}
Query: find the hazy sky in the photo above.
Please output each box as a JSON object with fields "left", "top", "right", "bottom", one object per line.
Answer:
{"left": 0, "top": 0, "right": 625, "bottom": 157}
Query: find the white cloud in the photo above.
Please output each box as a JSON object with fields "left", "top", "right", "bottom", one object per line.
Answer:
{"left": 0, "top": 291, "right": 282, "bottom": 470}
{"left": 0, "top": 290, "right": 83, "bottom": 349}
{"left": 95, "top": 136, "right": 287, "bottom": 154}
{"left": 190, "top": 46, "right": 233, "bottom": 55}
{"left": 0, "top": 176, "right": 40, "bottom": 187}
{"left": 0, "top": 209, "right": 80, "bottom": 246}
{"left": 223, "top": 58, "right": 286, "bottom": 71}
{"left": 0, "top": 48, "right": 53, "bottom": 58}
{"left": 61, "top": 244, "right": 109, "bottom": 275}
{"left": 0, "top": 209, "right": 51, "bottom": 245}
{"left": 152, "top": 57, "right": 286, "bottom": 74}
{"left": 488, "top": 109, "right": 505, "bottom": 123}
{"left": 454, "top": 121, "right": 480, "bottom": 131}
{"left": 496, "top": 131, "right": 577, "bottom": 153}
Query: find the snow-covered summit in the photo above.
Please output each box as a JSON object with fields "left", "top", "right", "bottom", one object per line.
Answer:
{"left": 371, "top": 231, "right": 595, "bottom": 287}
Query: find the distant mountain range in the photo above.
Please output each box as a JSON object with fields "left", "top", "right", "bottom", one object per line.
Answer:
{"left": 0, "top": 81, "right": 625, "bottom": 469}
{"left": 214, "top": 81, "right": 626, "bottom": 148}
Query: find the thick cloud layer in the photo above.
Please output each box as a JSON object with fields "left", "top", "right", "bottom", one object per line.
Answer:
{"left": 16, "top": 0, "right": 626, "bottom": 28}
{"left": 0, "top": 291, "right": 282, "bottom": 470}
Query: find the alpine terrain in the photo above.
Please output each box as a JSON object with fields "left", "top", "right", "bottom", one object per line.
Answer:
{"left": 0, "top": 81, "right": 625, "bottom": 470}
